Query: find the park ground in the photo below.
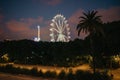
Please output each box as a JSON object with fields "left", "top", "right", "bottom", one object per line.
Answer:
{"left": 0, "top": 63, "right": 120, "bottom": 80}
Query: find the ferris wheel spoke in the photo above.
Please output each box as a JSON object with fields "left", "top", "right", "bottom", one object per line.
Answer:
{"left": 55, "top": 21, "right": 61, "bottom": 31}
{"left": 50, "top": 14, "right": 71, "bottom": 42}
{"left": 52, "top": 28, "right": 59, "bottom": 33}
{"left": 62, "top": 25, "right": 66, "bottom": 32}
{"left": 52, "top": 19, "right": 60, "bottom": 31}
{"left": 58, "top": 20, "right": 62, "bottom": 31}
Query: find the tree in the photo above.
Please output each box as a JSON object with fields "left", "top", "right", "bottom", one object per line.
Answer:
{"left": 76, "top": 10, "right": 104, "bottom": 74}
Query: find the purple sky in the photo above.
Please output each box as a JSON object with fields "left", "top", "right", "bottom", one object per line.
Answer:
{"left": 0, "top": 0, "right": 120, "bottom": 41}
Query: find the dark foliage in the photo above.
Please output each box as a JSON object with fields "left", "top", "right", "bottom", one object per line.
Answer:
{"left": 0, "top": 64, "right": 112, "bottom": 80}
{"left": 103, "top": 21, "right": 120, "bottom": 56}
{"left": 0, "top": 39, "right": 86, "bottom": 67}
{"left": 0, "top": 21, "right": 120, "bottom": 68}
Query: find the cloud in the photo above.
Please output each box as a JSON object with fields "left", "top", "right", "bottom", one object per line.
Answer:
{"left": 0, "top": 14, "right": 6, "bottom": 40}
{"left": 4, "top": 16, "right": 47, "bottom": 40}
{"left": 40, "top": 26, "right": 50, "bottom": 40}
{"left": 33, "top": 0, "right": 62, "bottom": 6}
{"left": 5, "top": 20, "right": 34, "bottom": 39}
{"left": 68, "top": 9, "right": 84, "bottom": 25}
{"left": 0, "top": 28, "right": 4, "bottom": 35}
{"left": 0, "top": 25, "right": 9, "bottom": 40}
{"left": 20, "top": 16, "right": 43, "bottom": 24}
{"left": 68, "top": 7, "right": 120, "bottom": 39}
{"left": 3, "top": 16, "right": 52, "bottom": 41}
{"left": 0, "top": 14, "right": 4, "bottom": 23}
{"left": 68, "top": 9, "right": 84, "bottom": 39}
{"left": 97, "top": 7, "right": 120, "bottom": 23}
{"left": 6, "top": 20, "right": 30, "bottom": 32}
{"left": 2, "top": 6, "right": 120, "bottom": 41}
{"left": 41, "top": 0, "right": 62, "bottom": 6}
{"left": 6, "top": 17, "right": 43, "bottom": 32}
{"left": 68, "top": 7, "right": 120, "bottom": 24}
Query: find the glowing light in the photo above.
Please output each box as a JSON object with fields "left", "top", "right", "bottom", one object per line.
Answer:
{"left": 34, "top": 25, "right": 41, "bottom": 42}
{"left": 50, "top": 14, "right": 71, "bottom": 42}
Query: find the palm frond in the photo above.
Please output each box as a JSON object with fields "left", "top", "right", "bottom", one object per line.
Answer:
{"left": 76, "top": 10, "right": 103, "bottom": 38}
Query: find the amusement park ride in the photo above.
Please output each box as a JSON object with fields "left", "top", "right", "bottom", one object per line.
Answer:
{"left": 34, "top": 25, "right": 41, "bottom": 42}
{"left": 34, "top": 14, "right": 71, "bottom": 42}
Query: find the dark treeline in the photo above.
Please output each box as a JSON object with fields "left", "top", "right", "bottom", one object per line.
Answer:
{"left": 0, "top": 39, "right": 87, "bottom": 66}
{"left": 103, "top": 21, "right": 120, "bottom": 55}
{"left": 0, "top": 64, "right": 112, "bottom": 80}
{"left": 0, "top": 21, "right": 120, "bottom": 67}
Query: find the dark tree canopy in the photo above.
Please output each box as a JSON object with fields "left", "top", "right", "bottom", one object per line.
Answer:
{"left": 77, "top": 10, "right": 104, "bottom": 37}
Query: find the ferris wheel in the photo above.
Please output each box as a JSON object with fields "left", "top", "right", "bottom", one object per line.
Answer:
{"left": 49, "top": 14, "right": 71, "bottom": 42}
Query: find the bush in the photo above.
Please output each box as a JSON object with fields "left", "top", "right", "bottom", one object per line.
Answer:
{"left": 58, "top": 70, "right": 66, "bottom": 79}
{"left": 43, "top": 70, "right": 57, "bottom": 78}
{"left": 38, "top": 70, "right": 43, "bottom": 76}
{"left": 30, "top": 67, "right": 38, "bottom": 76}
{"left": 0, "top": 64, "right": 113, "bottom": 80}
{"left": 93, "top": 71, "right": 112, "bottom": 80}
{"left": 66, "top": 69, "right": 75, "bottom": 80}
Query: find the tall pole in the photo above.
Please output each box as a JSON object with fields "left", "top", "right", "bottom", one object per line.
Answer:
{"left": 37, "top": 25, "right": 40, "bottom": 41}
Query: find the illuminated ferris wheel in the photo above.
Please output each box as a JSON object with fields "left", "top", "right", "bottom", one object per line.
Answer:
{"left": 49, "top": 14, "right": 71, "bottom": 42}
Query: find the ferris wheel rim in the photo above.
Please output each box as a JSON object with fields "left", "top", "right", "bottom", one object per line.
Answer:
{"left": 50, "top": 14, "right": 70, "bottom": 42}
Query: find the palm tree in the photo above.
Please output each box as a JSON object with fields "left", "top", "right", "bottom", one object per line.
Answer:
{"left": 76, "top": 10, "right": 104, "bottom": 74}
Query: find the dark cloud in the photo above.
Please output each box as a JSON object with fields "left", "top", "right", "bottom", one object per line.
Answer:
{"left": 98, "top": 6, "right": 120, "bottom": 23}
{"left": 0, "top": 17, "right": 47, "bottom": 40}
{"left": 68, "top": 7, "right": 120, "bottom": 39}
{"left": 34, "top": 0, "right": 62, "bottom": 6}
{"left": 45, "top": 0, "right": 62, "bottom": 6}
{"left": 0, "top": 0, "right": 119, "bottom": 41}
{"left": 0, "top": 14, "right": 4, "bottom": 23}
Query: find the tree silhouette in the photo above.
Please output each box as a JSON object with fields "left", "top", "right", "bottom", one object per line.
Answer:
{"left": 76, "top": 10, "right": 104, "bottom": 74}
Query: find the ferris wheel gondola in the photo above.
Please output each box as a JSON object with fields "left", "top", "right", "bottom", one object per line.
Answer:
{"left": 50, "top": 14, "right": 71, "bottom": 42}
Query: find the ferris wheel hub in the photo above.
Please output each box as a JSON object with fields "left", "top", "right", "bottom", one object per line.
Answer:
{"left": 50, "top": 14, "right": 71, "bottom": 42}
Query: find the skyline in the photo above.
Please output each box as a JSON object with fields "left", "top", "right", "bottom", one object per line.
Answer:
{"left": 0, "top": 0, "right": 120, "bottom": 41}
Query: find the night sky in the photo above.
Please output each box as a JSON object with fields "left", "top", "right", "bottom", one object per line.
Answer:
{"left": 0, "top": 0, "right": 120, "bottom": 41}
